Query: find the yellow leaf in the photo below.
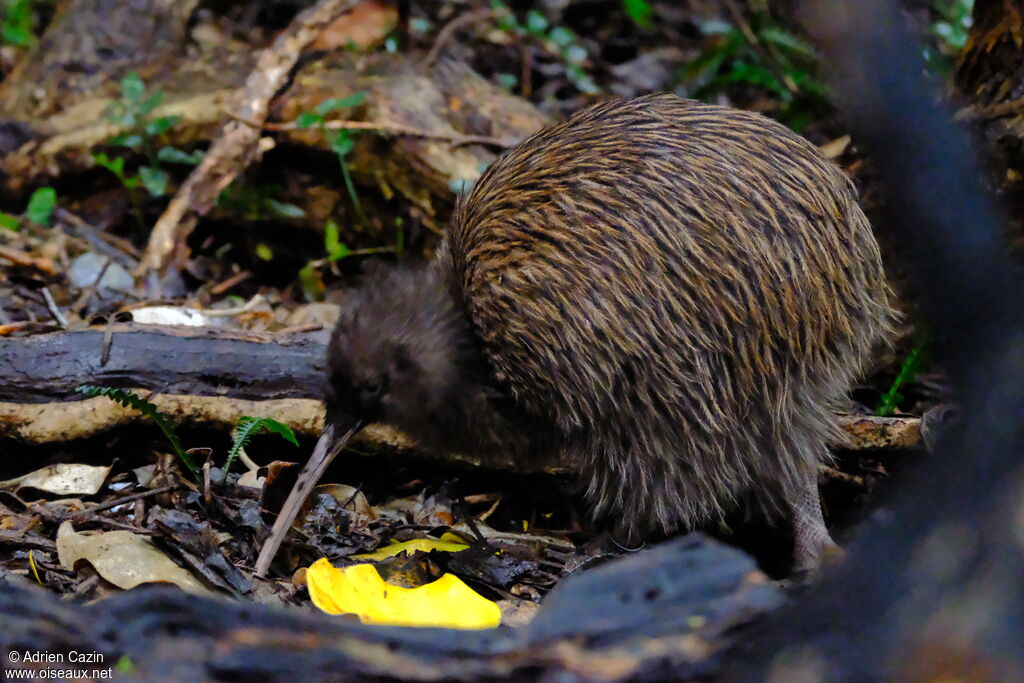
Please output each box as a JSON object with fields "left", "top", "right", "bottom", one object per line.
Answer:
{"left": 306, "top": 559, "right": 500, "bottom": 629}
{"left": 351, "top": 537, "right": 469, "bottom": 561}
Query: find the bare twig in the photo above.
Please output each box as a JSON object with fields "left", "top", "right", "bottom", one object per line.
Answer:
{"left": 101, "top": 313, "right": 118, "bottom": 366}
{"left": 41, "top": 287, "right": 68, "bottom": 328}
{"left": 71, "top": 256, "right": 113, "bottom": 315}
{"left": 955, "top": 97, "right": 1024, "bottom": 122}
{"left": 69, "top": 486, "right": 174, "bottom": 522}
{"left": 209, "top": 270, "right": 252, "bottom": 296}
{"left": 426, "top": 8, "right": 494, "bottom": 65}
{"left": 0, "top": 244, "right": 57, "bottom": 275}
{"left": 55, "top": 208, "right": 142, "bottom": 260}
{"left": 818, "top": 464, "right": 866, "bottom": 487}
{"left": 276, "top": 322, "right": 324, "bottom": 335}
{"left": 0, "top": 529, "right": 56, "bottom": 552}
{"left": 254, "top": 115, "right": 516, "bottom": 148}
{"left": 202, "top": 294, "right": 266, "bottom": 317}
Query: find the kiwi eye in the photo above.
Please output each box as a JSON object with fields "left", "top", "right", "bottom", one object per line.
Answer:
{"left": 363, "top": 381, "right": 382, "bottom": 398}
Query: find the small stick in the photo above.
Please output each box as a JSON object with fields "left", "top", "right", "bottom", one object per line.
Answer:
{"left": 209, "top": 270, "right": 252, "bottom": 296}
{"left": 256, "top": 115, "right": 515, "bottom": 148}
{"left": 203, "top": 293, "right": 266, "bottom": 317}
{"left": 69, "top": 485, "right": 174, "bottom": 521}
{"left": 276, "top": 322, "right": 324, "bottom": 335}
{"left": 42, "top": 287, "right": 68, "bottom": 328}
{"left": 426, "top": 8, "right": 494, "bottom": 65}
{"left": 71, "top": 256, "right": 113, "bottom": 315}
{"left": 0, "top": 244, "right": 57, "bottom": 275}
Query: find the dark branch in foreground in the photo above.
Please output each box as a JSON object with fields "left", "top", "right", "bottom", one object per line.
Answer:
{"left": 0, "top": 535, "right": 778, "bottom": 681}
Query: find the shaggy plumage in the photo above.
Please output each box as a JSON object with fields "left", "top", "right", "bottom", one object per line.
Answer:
{"left": 321, "top": 93, "right": 895, "bottom": 569}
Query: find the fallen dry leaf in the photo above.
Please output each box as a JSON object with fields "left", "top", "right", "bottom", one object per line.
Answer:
{"left": 0, "top": 463, "right": 111, "bottom": 496}
{"left": 316, "top": 483, "right": 377, "bottom": 522}
{"left": 56, "top": 521, "right": 214, "bottom": 596}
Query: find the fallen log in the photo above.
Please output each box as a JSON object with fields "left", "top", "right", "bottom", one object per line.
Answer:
{"left": 0, "top": 325, "right": 328, "bottom": 403}
{"left": 1, "top": 325, "right": 921, "bottom": 460}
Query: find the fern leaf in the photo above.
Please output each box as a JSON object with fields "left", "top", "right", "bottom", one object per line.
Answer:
{"left": 224, "top": 416, "right": 298, "bottom": 476}
{"left": 75, "top": 385, "right": 196, "bottom": 473}
{"left": 875, "top": 341, "right": 928, "bottom": 417}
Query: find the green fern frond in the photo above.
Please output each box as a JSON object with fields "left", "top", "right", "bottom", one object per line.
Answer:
{"left": 876, "top": 341, "right": 929, "bottom": 417}
{"left": 224, "top": 416, "right": 298, "bottom": 476}
{"left": 75, "top": 385, "right": 196, "bottom": 473}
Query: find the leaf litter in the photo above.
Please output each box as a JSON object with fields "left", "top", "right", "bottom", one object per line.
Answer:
{"left": 0, "top": 428, "right": 584, "bottom": 628}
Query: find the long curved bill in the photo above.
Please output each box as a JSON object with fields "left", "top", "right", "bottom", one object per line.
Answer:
{"left": 254, "top": 418, "right": 362, "bottom": 577}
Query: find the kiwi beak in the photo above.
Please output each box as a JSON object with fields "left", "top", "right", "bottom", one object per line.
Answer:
{"left": 254, "top": 417, "right": 362, "bottom": 577}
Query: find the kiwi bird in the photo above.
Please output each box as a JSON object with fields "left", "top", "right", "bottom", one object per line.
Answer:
{"left": 255, "top": 93, "right": 894, "bottom": 577}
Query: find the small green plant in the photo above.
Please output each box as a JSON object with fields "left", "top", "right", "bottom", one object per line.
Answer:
{"left": 96, "top": 72, "right": 204, "bottom": 226}
{"left": 295, "top": 93, "right": 412, "bottom": 299}
{"left": 0, "top": 186, "right": 57, "bottom": 230}
{"left": 876, "top": 341, "right": 929, "bottom": 417}
{"left": 296, "top": 92, "right": 370, "bottom": 227}
{"left": 75, "top": 385, "right": 197, "bottom": 474}
{"left": 216, "top": 183, "right": 306, "bottom": 224}
{"left": 298, "top": 218, "right": 397, "bottom": 300}
{"left": 681, "top": 15, "right": 828, "bottom": 131}
{"left": 114, "top": 655, "right": 134, "bottom": 674}
{"left": 394, "top": 215, "right": 405, "bottom": 255}
{"left": 102, "top": 72, "right": 182, "bottom": 197}
{"left": 925, "top": 0, "right": 974, "bottom": 74}
{"left": 1, "top": 0, "right": 35, "bottom": 46}
{"left": 223, "top": 416, "right": 298, "bottom": 476}
{"left": 932, "top": 0, "right": 973, "bottom": 48}
{"left": 323, "top": 217, "right": 351, "bottom": 261}
{"left": 93, "top": 152, "right": 147, "bottom": 230}
{"left": 492, "top": 2, "right": 598, "bottom": 95}
{"left": 623, "top": 0, "right": 654, "bottom": 29}
{"left": 25, "top": 187, "right": 56, "bottom": 226}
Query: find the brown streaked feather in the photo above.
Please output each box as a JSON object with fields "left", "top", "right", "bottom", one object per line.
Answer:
{"left": 442, "top": 94, "right": 895, "bottom": 538}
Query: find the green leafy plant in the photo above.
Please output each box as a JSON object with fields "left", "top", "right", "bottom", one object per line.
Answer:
{"left": 1, "top": 0, "right": 35, "bottom": 46}
{"left": 394, "top": 215, "right": 405, "bottom": 256}
{"left": 296, "top": 92, "right": 370, "bottom": 227}
{"left": 681, "top": 14, "right": 828, "bottom": 131}
{"left": 0, "top": 186, "right": 57, "bottom": 230}
{"left": 491, "top": 2, "right": 598, "bottom": 95}
{"left": 932, "top": 0, "right": 973, "bottom": 49}
{"left": 925, "top": 0, "right": 974, "bottom": 74}
{"left": 156, "top": 146, "right": 205, "bottom": 166}
{"left": 96, "top": 72, "right": 205, "bottom": 226}
{"left": 26, "top": 187, "right": 57, "bottom": 226}
{"left": 75, "top": 385, "right": 197, "bottom": 474}
{"left": 102, "top": 72, "right": 178, "bottom": 196}
{"left": 298, "top": 218, "right": 397, "bottom": 300}
{"left": 114, "top": 655, "right": 134, "bottom": 674}
{"left": 623, "top": 0, "right": 654, "bottom": 29}
{"left": 876, "top": 341, "right": 929, "bottom": 417}
{"left": 323, "top": 217, "right": 351, "bottom": 261}
{"left": 223, "top": 416, "right": 298, "bottom": 476}
{"left": 93, "top": 152, "right": 147, "bottom": 230}
{"left": 216, "top": 183, "right": 306, "bottom": 222}
{"left": 296, "top": 93, "right": 412, "bottom": 300}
